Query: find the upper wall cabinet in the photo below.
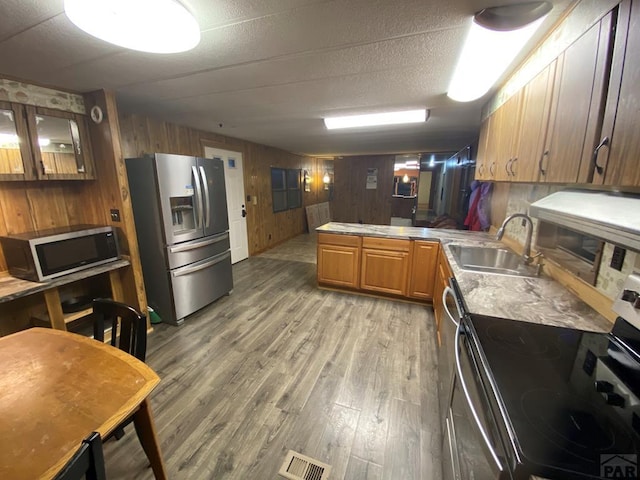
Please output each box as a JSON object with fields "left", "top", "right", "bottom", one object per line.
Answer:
{"left": 593, "top": 0, "right": 640, "bottom": 187}
{"left": 512, "top": 60, "right": 556, "bottom": 182}
{"left": 476, "top": 9, "right": 616, "bottom": 185}
{"left": 0, "top": 102, "right": 95, "bottom": 181}
{"left": 539, "top": 12, "right": 613, "bottom": 184}
{"left": 475, "top": 115, "right": 493, "bottom": 181}
{"left": 25, "top": 106, "right": 95, "bottom": 180}
{"left": 0, "top": 101, "right": 34, "bottom": 180}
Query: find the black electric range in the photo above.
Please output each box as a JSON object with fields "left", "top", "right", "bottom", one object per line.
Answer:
{"left": 465, "top": 313, "right": 639, "bottom": 479}
{"left": 462, "top": 275, "right": 640, "bottom": 480}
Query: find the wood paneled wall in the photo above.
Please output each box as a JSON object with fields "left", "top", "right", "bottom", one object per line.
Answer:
{"left": 331, "top": 155, "right": 395, "bottom": 225}
{"left": 118, "top": 112, "right": 331, "bottom": 254}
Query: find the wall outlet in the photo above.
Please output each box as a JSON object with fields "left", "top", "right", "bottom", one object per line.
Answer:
{"left": 252, "top": 195, "right": 257, "bottom": 205}
{"left": 610, "top": 246, "right": 626, "bottom": 271}
{"left": 110, "top": 209, "right": 121, "bottom": 222}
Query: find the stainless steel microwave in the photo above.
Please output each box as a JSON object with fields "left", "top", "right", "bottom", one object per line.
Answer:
{"left": 0, "top": 225, "right": 119, "bottom": 282}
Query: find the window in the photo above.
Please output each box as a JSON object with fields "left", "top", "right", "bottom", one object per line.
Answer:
{"left": 271, "top": 167, "right": 301, "bottom": 212}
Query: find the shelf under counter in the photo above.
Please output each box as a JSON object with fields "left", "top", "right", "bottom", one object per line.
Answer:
{"left": 0, "top": 259, "right": 131, "bottom": 333}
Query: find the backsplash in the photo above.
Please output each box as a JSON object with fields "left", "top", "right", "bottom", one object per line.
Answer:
{"left": 500, "top": 183, "right": 637, "bottom": 300}
{"left": 0, "top": 78, "right": 85, "bottom": 114}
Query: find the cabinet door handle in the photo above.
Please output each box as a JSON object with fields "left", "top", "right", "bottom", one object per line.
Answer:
{"left": 510, "top": 158, "right": 518, "bottom": 177}
{"left": 505, "top": 159, "right": 513, "bottom": 176}
{"left": 539, "top": 150, "right": 549, "bottom": 176}
{"left": 592, "top": 137, "right": 609, "bottom": 175}
{"left": 489, "top": 162, "right": 496, "bottom": 177}
{"left": 478, "top": 164, "right": 484, "bottom": 176}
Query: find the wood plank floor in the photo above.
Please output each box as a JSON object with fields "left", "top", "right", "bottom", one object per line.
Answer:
{"left": 104, "top": 233, "right": 442, "bottom": 479}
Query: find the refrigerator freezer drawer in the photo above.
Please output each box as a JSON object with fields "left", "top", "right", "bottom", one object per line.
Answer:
{"left": 166, "top": 232, "right": 230, "bottom": 269}
{"left": 170, "top": 250, "right": 233, "bottom": 322}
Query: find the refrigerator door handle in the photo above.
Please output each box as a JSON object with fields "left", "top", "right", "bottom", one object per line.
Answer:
{"left": 192, "top": 165, "right": 204, "bottom": 228}
{"left": 168, "top": 232, "right": 229, "bottom": 253}
{"left": 172, "top": 251, "right": 231, "bottom": 277}
{"left": 199, "top": 165, "right": 211, "bottom": 228}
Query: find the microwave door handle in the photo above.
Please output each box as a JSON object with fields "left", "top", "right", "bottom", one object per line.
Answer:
{"left": 442, "top": 286, "right": 461, "bottom": 327}
{"left": 199, "top": 165, "right": 211, "bottom": 228}
{"left": 192, "top": 165, "right": 204, "bottom": 229}
{"left": 454, "top": 324, "right": 504, "bottom": 471}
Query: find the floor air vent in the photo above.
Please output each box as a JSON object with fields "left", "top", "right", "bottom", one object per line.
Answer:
{"left": 278, "top": 450, "right": 331, "bottom": 480}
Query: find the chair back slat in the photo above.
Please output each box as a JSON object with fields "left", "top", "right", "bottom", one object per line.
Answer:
{"left": 91, "top": 299, "right": 147, "bottom": 361}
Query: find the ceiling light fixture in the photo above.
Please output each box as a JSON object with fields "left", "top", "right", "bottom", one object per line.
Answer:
{"left": 64, "top": 0, "right": 201, "bottom": 54}
{"left": 324, "top": 109, "right": 428, "bottom": 130}
{"left": 447, "top": 2, "right": 551, "bottom": 102}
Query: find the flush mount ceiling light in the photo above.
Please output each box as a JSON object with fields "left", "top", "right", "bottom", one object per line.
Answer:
{"left": 447, "top": 1, "right": 551, "bottom": 102}
{"left": 324, "top": 109, "right": 428, "bottom": 130}
{"left": 64, "top": 0, "right": 201, "bottom": 53}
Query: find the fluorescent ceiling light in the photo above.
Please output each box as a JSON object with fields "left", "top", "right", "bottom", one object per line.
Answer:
{"left": 64, "top": 0, "right": 201, "bottom": 54}
{"left": 447, "top": 16, "right": 546, "bottom": 102}
{"left": 324, "top": 109, "right": 427, "bottom": 130}
{"left": 38, "top": 138, "right": 51, "bottom": 147}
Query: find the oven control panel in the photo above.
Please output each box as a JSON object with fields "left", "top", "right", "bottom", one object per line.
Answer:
{"left": 612, "top": 273, "right": 640, "bottom": 330}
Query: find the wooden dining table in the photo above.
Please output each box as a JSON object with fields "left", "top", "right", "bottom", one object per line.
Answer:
{"left": 0, "top": 328, "right": 167, "bottom": 479}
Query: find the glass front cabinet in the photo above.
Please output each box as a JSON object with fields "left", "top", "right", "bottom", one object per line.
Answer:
{"left": 0, "top": 101, "right": 95, "bottom": 181}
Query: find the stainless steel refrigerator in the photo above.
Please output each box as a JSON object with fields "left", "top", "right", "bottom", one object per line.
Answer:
{"left": 126, "top": 153, "right": 233, "bottom": 325}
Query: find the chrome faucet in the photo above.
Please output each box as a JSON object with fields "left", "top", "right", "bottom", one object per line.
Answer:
{"left": 496, "top": 213, "right": 539, "bottom": 265}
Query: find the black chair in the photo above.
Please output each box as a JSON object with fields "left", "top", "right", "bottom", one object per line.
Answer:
{"left": 92, "top": 298, "right": 147, "bottom": 362}
{"left": 92, "top": 298, "right": 147, "bottom": 440}
{"left": 54, "top": 432, "right": 106, "bottom": 480}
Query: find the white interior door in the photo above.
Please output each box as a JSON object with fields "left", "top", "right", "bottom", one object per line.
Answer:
{"left": 204, "top": 147, "right": 249, "bottom": 263}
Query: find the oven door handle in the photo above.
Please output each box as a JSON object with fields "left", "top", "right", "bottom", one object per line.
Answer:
{"left": 454, "top": 324, "right": 504, "bottom": 471}
{"left": 442, "top": 286, "right": 461, "bottom": 327}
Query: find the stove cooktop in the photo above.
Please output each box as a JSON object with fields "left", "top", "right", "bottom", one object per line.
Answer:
{"left": 467, "top": 315, "right": 640, "bottom": 480}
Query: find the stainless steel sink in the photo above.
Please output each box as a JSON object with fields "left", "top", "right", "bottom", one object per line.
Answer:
{"left": 448, "top": 245, "right": 539, "bottom": 278}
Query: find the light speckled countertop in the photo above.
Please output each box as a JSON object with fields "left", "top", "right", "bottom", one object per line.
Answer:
{"left": 317, "top": 222, "right": 612, "bottom": 333}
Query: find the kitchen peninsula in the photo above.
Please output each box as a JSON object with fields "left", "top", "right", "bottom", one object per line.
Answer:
{"left": 316, "top": 222, "right": 611, "bottom": 333}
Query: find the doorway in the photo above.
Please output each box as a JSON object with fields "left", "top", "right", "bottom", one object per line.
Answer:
{"left": 204, "top": 147, "right": 249, "bottom": 264}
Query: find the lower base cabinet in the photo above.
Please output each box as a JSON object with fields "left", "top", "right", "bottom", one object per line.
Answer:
{"left": 408, "top": 241, "right": 439, "bottom": 300}
{"left": 360, "top": 248, "right": 410, "bottom": 296}
{"left": 434, "top": 248, "right": 454, "bottom": 343}
{"left": 317, "top": 234, "right": 439, "bottom": 302}
{"left": 317, "top": 234, "right": 361, "bottom": 288}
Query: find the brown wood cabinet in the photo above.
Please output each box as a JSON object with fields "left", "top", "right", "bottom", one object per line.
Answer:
{"left": 594, "top": 0, "right": 640, "bottom": 187}
{"left": 540, "top": 13, "right": 613, "bottom": 184}
{"left": 0, "top": 101, "right": 35, "bottom": 180}
{"left": 477, "top": 9, "right": 618, "bottom": 186}
{"left": 494, "top": 93, "right": 523, "bottom": 182}
{"left": 0, "top": 102, "right": 95, "bottom": 181}
{"left": 408, "top": 241, "right": 439, "bottom": 300}
{"left": 317, "top": 233, "right": 442, "bottom": 302}
{"left": 433, "top": 247, "right": 453, "bottom": 337}
{"left": 511, "top": 61, "right": 556, "bottom": 182}
{"left": 360, "top": 237, "right": 410, "bottom": 296}
{"left": 475, "top": 115, "right": 493, "bottom": 181}
{"left": 317, "top": 233, "right": 361, "bottom": 289}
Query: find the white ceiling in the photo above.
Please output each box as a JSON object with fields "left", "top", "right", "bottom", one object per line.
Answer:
{"left": 0, "top": 0, "right": 572, "bottom": 157}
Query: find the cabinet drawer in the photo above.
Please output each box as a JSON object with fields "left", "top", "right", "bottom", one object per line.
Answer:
{"left": 362, "top": 236, "right": 410, "bottom": 252}
{"left": 318, "top": 233, "right": 361, "bottom": 248}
